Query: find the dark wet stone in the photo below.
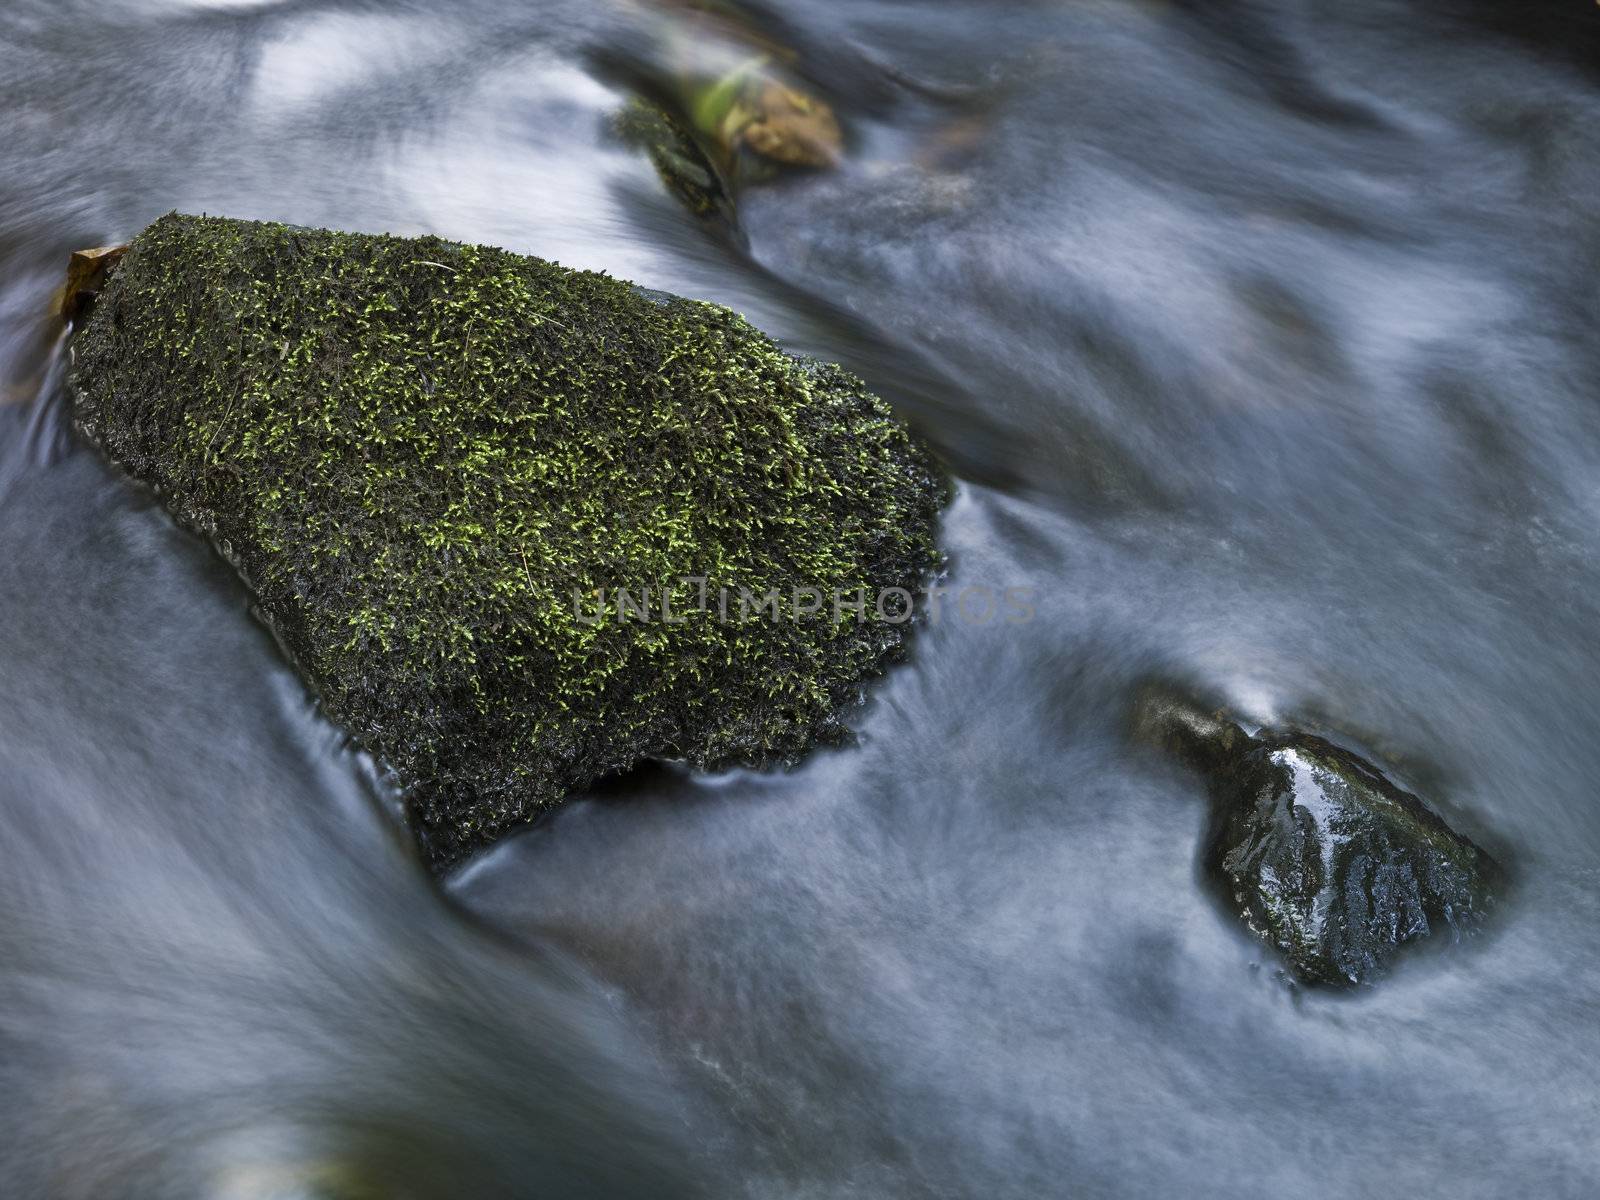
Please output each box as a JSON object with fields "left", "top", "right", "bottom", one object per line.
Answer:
{"left": 614, "top": 98, "right": 739, "bottom": 230}
{"left": 1135, "top": 690, "right": 1500, "bottom": 986}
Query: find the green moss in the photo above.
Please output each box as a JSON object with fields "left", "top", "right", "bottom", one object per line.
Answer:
{"left": 614, "top": 98, "right": 738, "bottom": 228}
{"left": 71, "top": 213, "right": 945, "bottom": 866}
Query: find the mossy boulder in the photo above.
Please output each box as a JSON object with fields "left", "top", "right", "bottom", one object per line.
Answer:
{"left": 70, "top": 214, "right": 945, "bottom": 866}
{"left": 1135, "top": 690, "right": 1500, "bottom": 986}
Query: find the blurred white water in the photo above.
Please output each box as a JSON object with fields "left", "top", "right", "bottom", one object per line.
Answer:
{"left": 3, "top": 1, "right": 1600, "bottom": 1196}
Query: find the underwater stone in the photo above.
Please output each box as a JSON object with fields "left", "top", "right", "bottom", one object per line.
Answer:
{"left": 69, "top": 213, "right": 946, "bottom": 867}
{"left": 1135, "top": 691, "right": 1500, "bottom": 986}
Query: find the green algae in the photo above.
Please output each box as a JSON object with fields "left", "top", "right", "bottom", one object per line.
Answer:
{"left": 70, "top": 213, "right": 945, "bottom": 866}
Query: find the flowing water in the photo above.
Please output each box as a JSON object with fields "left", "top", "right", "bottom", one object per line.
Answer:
{"left": 4, "top": 1, "right": 1600, "bottom": 1196}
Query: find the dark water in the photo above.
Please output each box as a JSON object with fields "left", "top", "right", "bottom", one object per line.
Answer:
{"left": 5, "top": 1, "right": 1600, "bottom": 1196}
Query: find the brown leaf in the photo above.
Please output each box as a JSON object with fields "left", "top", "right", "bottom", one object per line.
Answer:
{"left": 736, "top": 82, "right": 842, "bottom": 168}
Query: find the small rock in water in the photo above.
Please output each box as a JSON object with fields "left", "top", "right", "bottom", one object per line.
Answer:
{"left": 1135, "top": 690, "right": 1500, "bottom": 987}
{"left": 616, "top": 7, "right": 847, "bottom": 224}
{"left": 614, "top": 98, "right": 739, "bottom": 230}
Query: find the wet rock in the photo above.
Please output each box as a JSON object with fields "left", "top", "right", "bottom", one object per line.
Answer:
{"left": 617, "top": 7, "right": 846, "bottom": 222}
{"left": 69, "top": 214, "right": 946, "bottom": 868}
{"left": 614, "top": 98, "right": 739, "bottom": 229}
{"left": 1135, "top": 690, "right": 1500, "bottom": 986}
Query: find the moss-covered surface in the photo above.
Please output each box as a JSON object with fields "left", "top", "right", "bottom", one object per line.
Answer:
{"left": 71, "top": 213, "right": 945, "bottom": 866}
